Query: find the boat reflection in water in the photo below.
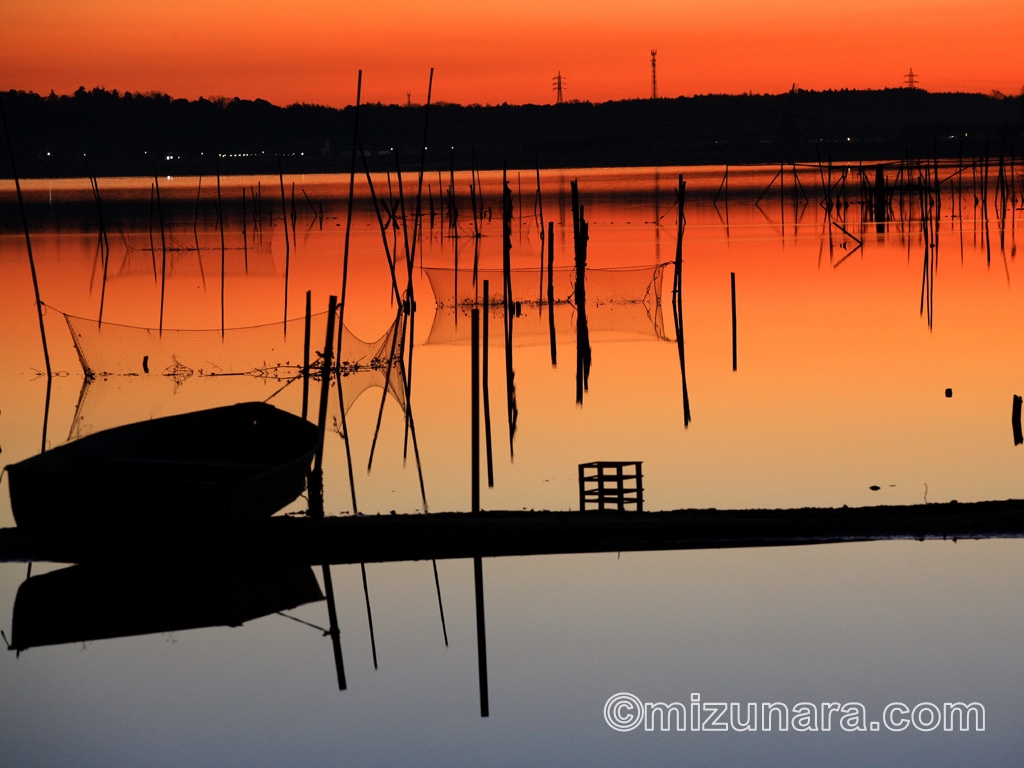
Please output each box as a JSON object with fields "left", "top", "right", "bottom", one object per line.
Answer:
{"left": 8, "top": 562, "right": 324, "bottom": 653}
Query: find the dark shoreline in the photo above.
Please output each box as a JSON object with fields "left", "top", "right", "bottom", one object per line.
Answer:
{"left": 2, "top": 87, "right": 1022, "bottom": 179}
{"left": 2, "top": 499, "right": 1022, "bottom": 565}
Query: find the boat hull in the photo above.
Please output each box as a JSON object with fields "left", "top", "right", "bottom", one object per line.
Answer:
{"left": 6, "top": 402, "right": 321, "bottom": 537}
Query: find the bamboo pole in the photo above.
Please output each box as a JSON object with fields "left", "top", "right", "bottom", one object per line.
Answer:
{"left": 428, "top": 183, "right": 435, "bottom": 230}
{"left": 290, "top": 181, "right": 297, "bottom": 247}
{"left": 547, "top": 221, "right": 557, "bottom": 366}
{"left": 148, "top": 183, "right": 157, "bottom": 281}
{"left": 483, "top": 281, "right": 494, "bottom": 487}
{"left": 474, "top": 555, "right": 489, "bottom": 718}
{"left": 714, "top": 164, "right": 729, "bottom": 207}
{"left": 360, "top": 562, "right": 378, "bottom": 669}
{"left": 241, "top": 185, "right": 248, "bottom": 271}
{"left": 216, "top": 157, "right": 225, "bottom": 337}
{"left": 432, "top": 559, "right": 448, "bottom": 646}
{"left": 311, "top": 295, "right": 338, "bottom": 518}
{"left": 1013, "top": 395, "right": 1023, "bottom": 446}
{"left": 672, "top": 175, "right": 691, "bottom": 425}
{"left": 0, "top": 98, "right": 53, "bottom": 428}
{"left": 321, "top": 564, "right": 347, "bottom": 691}
{"left": 731, "top": 272, "right": 737, "bottom": 371}
{"left": 780, "top": 161, "right": 786, "bottom": 232}
{"left": 571, "top": 179, "right": 591, "bottom": 404}
{"left": 367, "top": 309, "right": 403, "bottom": 472}
{"left": 502, "top": 171, "right": 517, "bottom": 452}
{"left": 360, "top": 145, "right": 402, "bottom": 305}
{"left": 338, "top": 71, "right": 363, "bottom": 347}
{"left": 301, "top": 290, "right": 312, "bottom": 421}
{"left": 471, "top": 308, "right": 486, "bottom": 714}
{"left": 410, "top": 69, "right": 433, "bottom": 278}
{"left": 279, "top": 158, "right": 290, "bottom": 333}
{"left": 393, "top": 155, "right": 417, "bottom": 461}
{"left": 472, "top": 308, "right": 481, "bottom": 514}
{"left": 154, "top": 171, "right": 168, "bottom": 337}
{"left": 334, "top": 73, "right": 363, "bottom": 519}
{"left": 536, "top": 160, "right": 545, "bottom": 306}
{"left": 755, "top": 165, "right": 783, "bottom": 207}
{"left": 193, "top": 173, "right": 203, "bottom": 249}
{"left": 86, "top": 163, "right": 111, "bottom": 328}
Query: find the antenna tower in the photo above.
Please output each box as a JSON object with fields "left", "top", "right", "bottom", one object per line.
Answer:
{"left": 904, "top": 68, "right": 918, "bottom": 89}
{"left": 553, "top": 72, "right": 565, "bottom": 104}
{"left": 651, "top": 50, "right": 658, "bottom": 99}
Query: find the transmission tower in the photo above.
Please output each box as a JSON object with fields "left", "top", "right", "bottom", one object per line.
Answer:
{"left": 904, "top": 68, "right": 918, "bottom": 89}
{"left": 651, "top": 50, "right": 658, "bottom": 99}
{"left": 553, "top": 72, "right": 565, "bottom": 104}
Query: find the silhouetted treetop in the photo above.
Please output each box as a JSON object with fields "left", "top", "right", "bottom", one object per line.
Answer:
{"left": 1, "top": 87, "right": 1020, "bottom": 178}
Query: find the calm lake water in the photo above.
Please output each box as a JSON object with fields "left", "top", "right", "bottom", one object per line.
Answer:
{"left": 1, "top": 165, "right": 1023, "bottom": 765}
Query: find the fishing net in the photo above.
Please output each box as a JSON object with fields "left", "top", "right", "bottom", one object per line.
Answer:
{"left": 425, "top": 302, "right": 667, "bottom": 347}
{"left": 423, "top": 263, "right": 667, "bottom": 309}
{"left": 423, "top": 264, "right": 668, "bottom": 346}
{"left": 60, "top": 310, "right": 408, "bottom": 440}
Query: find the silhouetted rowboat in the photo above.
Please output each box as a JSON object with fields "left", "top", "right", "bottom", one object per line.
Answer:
{"left": 5, "top": 401, "right": 321, "bottom": 537}
{"left": 8, "top": 562, "right": 324, "bottom": 652}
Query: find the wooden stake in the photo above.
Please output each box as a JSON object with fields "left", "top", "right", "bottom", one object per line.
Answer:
{"left": 731, "top": 272, "right": 737, "bottom": 371}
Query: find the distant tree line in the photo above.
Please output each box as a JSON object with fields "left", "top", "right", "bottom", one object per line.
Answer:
{"left": 1, "top": 86, "right": 1021, "bottom": 178}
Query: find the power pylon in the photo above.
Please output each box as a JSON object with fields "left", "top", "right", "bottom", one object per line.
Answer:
{"left": 904, "top": 68, "right": 918, "bottom": 89}
{"left": 553, "top": 72, "right": 565, "bottom": 104}
{"left": 651, "top": 50, "right": 658, "bottom": 99}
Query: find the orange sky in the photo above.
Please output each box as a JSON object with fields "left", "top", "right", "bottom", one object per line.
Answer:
{"left": 2, "top": 0, "right": 1022, "bottom": 107}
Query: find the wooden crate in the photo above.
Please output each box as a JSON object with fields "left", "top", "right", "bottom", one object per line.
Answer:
{"left": 578, "top": 461, "right": 644, "bottom": 512}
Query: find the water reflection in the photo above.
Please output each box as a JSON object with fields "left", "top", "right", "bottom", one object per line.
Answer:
{"left": 3, "top": 165, "right": 1023, "bottom": 513}
{"left": 2, "top": 164, "right": 1024, "bottom": 763}
{"left": 9, "top": 562, "right": 322, "bottom": 653}
{"left": 424, "top": 266, "right": 666, "bottom": 344}
{"left": 671, "top": 176, "right": 692, "bottom": 425}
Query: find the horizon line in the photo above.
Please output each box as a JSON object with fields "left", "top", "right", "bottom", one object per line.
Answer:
{"left": 6, "top": 84, "right": 1021, "bottom": 112}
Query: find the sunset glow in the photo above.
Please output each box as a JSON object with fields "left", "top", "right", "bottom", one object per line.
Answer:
{"left": 3, "top": 0, "right": 1022, "bottom": 107}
